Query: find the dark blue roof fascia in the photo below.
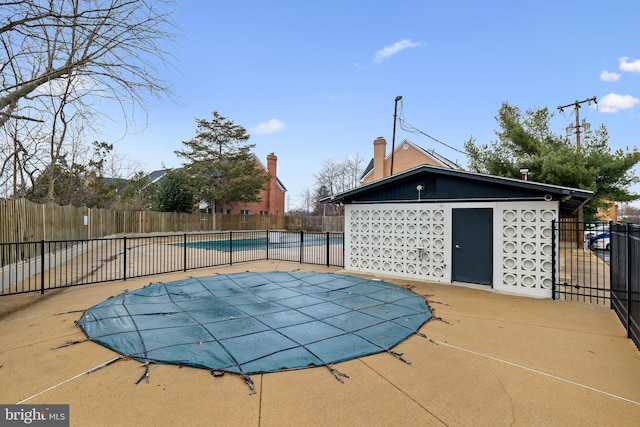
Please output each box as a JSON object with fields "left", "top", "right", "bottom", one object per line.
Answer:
{"left": 323, "top": 165, "right": 593, "bottom": 216}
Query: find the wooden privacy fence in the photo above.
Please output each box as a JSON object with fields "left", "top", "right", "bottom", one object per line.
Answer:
{"left": 0, "top": 199, "right": 344, "bottom": 266}
{"left": 0, "top": 198, "right": 219, "bottom": 243}
{"left": 215, "top": 214, "right": 343, "bottom": 232}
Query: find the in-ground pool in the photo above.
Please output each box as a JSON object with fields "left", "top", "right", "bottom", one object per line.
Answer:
{"left": 182, "top": 233, "right": 343, "bottom": 252}
{"left": 77, "top": 271, "right": 432, "bottom": 390}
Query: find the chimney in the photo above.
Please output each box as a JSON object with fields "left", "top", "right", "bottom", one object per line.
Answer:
{"left": 520, "top": 168, "right": 529, "bottom": 181}
{"left": 267, "top": 153, "right": 277, "bottom": 214}
{"left": 373, "top": 137, "right": 387, "bottom": 180}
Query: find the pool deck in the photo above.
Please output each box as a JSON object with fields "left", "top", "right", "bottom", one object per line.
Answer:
{"left": 1, "top": 260, "right": 639, "bottom": 426}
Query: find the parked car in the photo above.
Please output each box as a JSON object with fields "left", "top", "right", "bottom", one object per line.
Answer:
{"left": 590, "top": 232, "right": 610, "bottom": 250}
{"left": 585, "top": 223, "right": 609, "bottom": 241}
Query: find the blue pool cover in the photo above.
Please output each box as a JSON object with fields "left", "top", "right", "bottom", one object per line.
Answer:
{"left": 77, "top": 272, "right": 432, "bottom": 388}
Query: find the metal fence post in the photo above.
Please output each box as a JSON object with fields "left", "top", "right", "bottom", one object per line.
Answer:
{"left": 626, "top": 223, "right": 631, "bottom": 339}
{"left": 551, "top": 220, "right": 556, "bottom": 300}
{"left": 183, "top": 233, "right": 187, "bottom": 272}
{"left": 610, "top": 223, "right": 615, "bottom": 313}
{"left": 229, "top": 231, "right": 233, "bottom": 265}
{"left": 123, "top": 236, "right": 127, "bottom": 281}
{"left": 299, "top": 230, "right": 304, "bottom": 264}
{"left": 266, "top": 230, "right": 270, "bottom": 260}
{"left": 40, "top": 240, "right": 45, "bottom": 294}
{"left": 326, "top": 232, "right": 330, "bottom": 267}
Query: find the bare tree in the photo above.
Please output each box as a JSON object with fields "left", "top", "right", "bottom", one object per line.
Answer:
{"left": 313, "top": 156, "right": 365, "bottom": 196}
{"left": 342, "top": 154, "right": 365, "bottom": 190}
{"left": 0, "top": 0, "right": 178, "bottom": 200}
{"left": 297, "top": 187, "right": 315, "bottom": 213}
{"left": 0, "top": 0, "right": 177, "bottom": 127}
{"left": 313, "top": 159, "right": 342, "bottom": 197}
{"left": 312, "top": 155, "right": 364, "bottom": 214}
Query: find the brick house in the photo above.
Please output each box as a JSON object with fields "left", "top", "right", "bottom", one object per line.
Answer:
{"left": 361, "top": 137, "right": 460, "bottom": 184}
{"left": 596, "top": 200, "right": 618, "bottom": 222}
{"left": 229, "top": 152, "right": 286, "bottom": 215}
{"left": 149, "top": 152, "right": 286, "bottom": 215}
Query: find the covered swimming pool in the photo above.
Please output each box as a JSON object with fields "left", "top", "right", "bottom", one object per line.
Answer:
{"left": 77, "top": 271, "right": 432, "bottom": 390}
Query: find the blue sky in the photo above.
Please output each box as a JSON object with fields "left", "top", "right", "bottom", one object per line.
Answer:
{"left": 107, "top": 0, "right": 640, "bottom": 211}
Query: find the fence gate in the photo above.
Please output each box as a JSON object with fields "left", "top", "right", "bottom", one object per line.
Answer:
{"left": 552, "top": 220, "right": 611, "bottom": 305}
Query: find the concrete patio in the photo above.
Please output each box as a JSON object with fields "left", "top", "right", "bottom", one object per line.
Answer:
{"left": 1, "top": 260, "right": 639, "bottom": 426}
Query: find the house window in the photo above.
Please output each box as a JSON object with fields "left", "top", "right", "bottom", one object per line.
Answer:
{"left": 259, "top": 211, "right": 266, "bottom": 216}
{"left": 240, "top": 210, "right": 249, "bottom": 215}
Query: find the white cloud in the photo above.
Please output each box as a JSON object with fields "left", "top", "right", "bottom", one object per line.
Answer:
{"left": 595, "top": 93, "right": 640, "bottom": 113}
{"left": 35, "top": 75, "right": 97, "bottom": 96}
{"left": 619, "top": 57, "right": 640, "bottom": 73}
{"left": 600, "top": 70, "right": 621, "bottom": 82}
{"left": 253, "top": 118, "right": 285, "bottom": 135}
{"left": 374, "top": 39, "right": 421, "bottom": 63}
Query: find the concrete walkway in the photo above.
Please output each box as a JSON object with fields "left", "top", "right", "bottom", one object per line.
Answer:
{"left": 1, "top": 261, "right": 639, "bottom": 426}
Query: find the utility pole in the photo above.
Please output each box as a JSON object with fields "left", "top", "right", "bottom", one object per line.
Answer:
{"left": 558, "top": 96, "right": 596, "bottom": 246}
{"left": 390, "top": 95, "right": 402, "bottom": 175}
{"left": 558, "top": 96, "right": 596, "bottom": 152}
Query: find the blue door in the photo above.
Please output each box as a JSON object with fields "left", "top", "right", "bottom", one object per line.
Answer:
{"left": 452, "top": 208, "right": 493, "bottom": 285}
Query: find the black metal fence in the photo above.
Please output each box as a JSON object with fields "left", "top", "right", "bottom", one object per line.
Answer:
{"left": 610, "top": 223, "right": 640, "bottom": 350}
{"left": 0, "top": 230, "right": 344, "bottom": 296}
{"left": 552, "top": 220, "right": 611, "bottom": 305}
{"left": 552, "top": 220, "right": 640, "bottom": 349}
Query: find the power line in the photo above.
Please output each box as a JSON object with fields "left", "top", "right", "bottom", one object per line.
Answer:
{"left": 396, "top": 101, "right": 468, "bottom": 155}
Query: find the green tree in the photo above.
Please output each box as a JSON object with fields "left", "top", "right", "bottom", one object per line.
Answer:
{"left": 464, "top": 102, "right": 640, "bottom": 220}
{"left": 153, "top": 170, "right": 194, "bottom": 213}
{"left": 312, "top": 185, "right": 342, "bottom": 216}
{"left": 175, "top": 112, "right": 270, "bottom": 213}
{"left": 312, "top": 185, "right": 331, "bottom": 215}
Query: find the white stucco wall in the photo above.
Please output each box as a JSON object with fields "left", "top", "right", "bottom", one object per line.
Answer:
{"left": 344, "top": 201, "right": 558, "bottom": 298}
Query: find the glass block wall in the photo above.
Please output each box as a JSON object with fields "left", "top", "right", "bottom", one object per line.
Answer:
{"left": 495, "top": 205, "right": 556, "bottom": 298}
{"left": 345, "top": 201, "right": 557, "bottom": 299}
{"left": 346, "top": 204, "right": 450, "bottom": 283}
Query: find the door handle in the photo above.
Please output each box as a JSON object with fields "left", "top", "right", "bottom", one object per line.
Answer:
{"left": 455, "top": 244, "right": 461, "bottom": 249}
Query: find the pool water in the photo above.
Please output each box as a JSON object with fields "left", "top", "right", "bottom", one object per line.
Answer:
{"left": 183, "top": 234, "right": 343, "bottom": 252}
